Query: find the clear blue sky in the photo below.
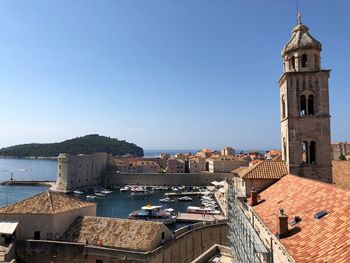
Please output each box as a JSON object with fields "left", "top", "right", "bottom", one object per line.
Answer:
{"left": 0, "top": 1, "right": 349, "bottom": 150}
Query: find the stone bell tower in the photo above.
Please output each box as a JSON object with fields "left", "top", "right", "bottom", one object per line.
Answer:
{"left": 279, "top": 13, "right": 332, "bottom": 183}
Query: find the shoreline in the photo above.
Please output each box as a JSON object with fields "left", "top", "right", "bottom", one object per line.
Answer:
{"left": 0, "top": 180, "right": 55, "bottom": 187}
{"left": 0, "top": 156, "right": 58, "bottom": 160}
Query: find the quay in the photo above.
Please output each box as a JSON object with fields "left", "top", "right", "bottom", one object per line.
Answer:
{"left": 0, "top": 180, "right": 55, "bottom": 187}
{"left": 164, "top": 191, "right": 211, "bottom": 197}
{"left": 176, "top": 212, "right": 226, "bottom": 222}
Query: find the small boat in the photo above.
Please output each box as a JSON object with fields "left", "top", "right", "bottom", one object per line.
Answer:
{"left": 101, "top": 190, "right": 113, "bottom": 195}
{"left": 120, "top": 186, "right": 130, "bottom": 192}
{"left": 129, "top": 190, "right": 154, "bottom": 197}
{"left": 159, "top": 197, "right": 175, "bottom": 203}
{"left": 73, "top": 190, "right": 84, "bottom": 195}
{"left": 128, "top": 205, "right": 177, "bottom": 224}
{"left": 178, "top": 196, "right": 192, "bottom": 201}
{"left": 172, "top": 187, "right": 179, "bottom": 192}
{"left": 86, "top": 195, "right": 97, "bottom": 200}
{"left": 187, "top": 206, "right": 220, "bottom": 215}
{"left": 94, "top": 192, "right": 107, "bottom": 197}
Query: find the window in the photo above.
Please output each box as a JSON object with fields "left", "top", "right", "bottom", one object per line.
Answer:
{"left": 283, "top": 138, "right": 287, "bottom": 162}
{"left": 301, "top": 54, "right": 308, "bottom": 67}
{"left": 314, "top": 54, "right": 320, "bottom": 69}
{"left": 308, "top": 95, "right": 314, "bottom": 115}
{"left": 310, "top": 141, "right": 316, "bottom": 164}
{"left": 34, "top": 231, "right": 41, "bottom": 240}
{"left": 96, "top": 260, "right": 103, "bottom": 263}
{"left": 300, "top": 95, "right": 307, "bottom": 116}
{"left": 302, "top": 141, "right": 309, "bottom": 164}
{"left": 290, "top": 56, "right": 296, "bottom": 70}
{"left": 281, "top": 96, "right": 286, "bottom": 119}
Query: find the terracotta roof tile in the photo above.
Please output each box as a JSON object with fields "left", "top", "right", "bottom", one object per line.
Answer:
{"left": 0, "top": 192, "right": 95, "bottom": 214}
{"left": 61, "top": 216, "right": 164, "bottom": 251}
{"left": 253, "top": 174, "right": 350, "bottom": 263}
{"left": 234, "top": 161, "right": 288, "bottom": 179}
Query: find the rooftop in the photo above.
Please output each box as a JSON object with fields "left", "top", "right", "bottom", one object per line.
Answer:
{"left": 253, "top": 174, "right": 350, "bottom": 263}
{"left": 0, "top": 192, "right": 95, "bottom": 214}
{"left": 60, "top": 216, "right": 165, "bottom": 251}
{"left": 233, "top": 161, "right": 288, "bottom": 179}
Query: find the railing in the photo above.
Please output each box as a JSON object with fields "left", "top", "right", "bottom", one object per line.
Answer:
{"left": 227, "top": 185, "right": 272, "bottom": 263}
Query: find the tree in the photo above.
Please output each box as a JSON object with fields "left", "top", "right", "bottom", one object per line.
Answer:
{"left": 339, "top": 153, "right": 347, "bottom": 161}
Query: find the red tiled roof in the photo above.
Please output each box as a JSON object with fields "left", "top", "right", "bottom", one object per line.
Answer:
{"left": 253, "top": 174, "right": 350, "bottom": 263}
{"left": 234, "top": 161, "right": 288, "bottom": 179}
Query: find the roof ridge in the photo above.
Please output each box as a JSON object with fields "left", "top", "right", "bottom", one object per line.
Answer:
{"left": 47, "top": 191, "right": 55, "bottom": 214}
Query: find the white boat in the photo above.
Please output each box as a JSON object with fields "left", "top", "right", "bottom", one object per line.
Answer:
{"left": 86, "top": 195, "right": 97, "bottom": 200}
{"left": 159, "top": 197, "right": 175, "bottom": 203}
{"left": 178, "top": 196, "right": 192, "bottom": 201}
{"left": 120, "top": 186, "right": 130, "bottom": 192}
{"left": 129, "top": 190, "right": 154, "bottom": 197}
{"left": 94, "top": 192, "right": 106, "bottom": 197}
{"left": 73, "top": 190, "right": 84, "bottom": 195}
{"left": 187, "top": 206, "right": 220, "bottom": 215}
{"left": 101, "top": 190, "right": 113, "bottom": 195}
{"left": 128, "top": 205, "right": 177, "bottom": 224}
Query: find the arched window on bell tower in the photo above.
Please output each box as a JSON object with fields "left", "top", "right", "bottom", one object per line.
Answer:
{"left": 301, "top": 54, "right": 308, "bottom": 68}
{"left": 300, "top": 95, "right": 307, "bottom": 116}
{"left": 308, "top": 95, "right": 314, "bottom": 115}
{"left": 309, "top": 141, "right": 316, "bottom": 164}
{"left": 283, "top": 138, "right": 287, "bottom": 162}
{"left": 302, "top": 141, "right": 309, "bottom": 164}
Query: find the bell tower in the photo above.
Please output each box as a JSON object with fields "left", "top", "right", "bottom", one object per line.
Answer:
{"left": 279, "top": 13, "right": 332, "bottom": 183}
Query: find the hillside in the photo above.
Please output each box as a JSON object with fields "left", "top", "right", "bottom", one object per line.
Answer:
{"left": 0, "top": 134, "right": 144, "bottom": 157}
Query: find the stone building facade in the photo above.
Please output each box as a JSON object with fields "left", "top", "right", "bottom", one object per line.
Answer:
{"left": 53, "top": 152, "right": 107, "bottom": 192}
{"left": 279, "top": 14, "right": 332, "bottom": 183}
{"left": 208, "top": 155, "right": 248, "bottom": 173}
{"left": 331, "top": 142, "right": 350, "bottom": 160}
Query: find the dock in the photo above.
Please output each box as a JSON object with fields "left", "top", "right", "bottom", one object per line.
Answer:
{"left": 164, "top": 191, "right": 210, "bottom": 197}
{"left": 0, "top": 180, "right": 55, "bottom": 187}
{"left": 176, "top": 212, "right": 226, "bottom": 222}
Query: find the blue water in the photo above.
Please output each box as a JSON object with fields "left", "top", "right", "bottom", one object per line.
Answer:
{"left": 143, "top": 150, "right": 199, "bottom": 158}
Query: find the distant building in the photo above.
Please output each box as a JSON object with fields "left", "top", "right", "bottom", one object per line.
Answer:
{"left": 0, "top": 192, "right": 96, "bottom": 241}
{"left": 221, "top": 147, "right": 235, "bottom": 156}
{"left": 166, "top": 158, "right": 185, "bottom": 173}
{"left": 53, "top": 152, "right": 107, "bottom": 192}
{"left": 114, "top": 159, "right": 160, "bottom": 173}
{"left": 188, "top": 157, "right": 206, "bottom": 173}
{"left": 331, "top": 142, "right": 350, "bottom": 160}
{"left": 208, "top": 155, "right": 248, "bottom": 173}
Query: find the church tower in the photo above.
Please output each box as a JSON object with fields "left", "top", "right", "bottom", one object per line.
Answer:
{"left": 279, "top": 13, "right": 332, "bottom": 183}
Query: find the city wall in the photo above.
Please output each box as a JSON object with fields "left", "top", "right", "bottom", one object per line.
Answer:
{"left": 15, "top": 222, "right": 228, "bottom": 263}
{"left": 105, "top": 172, "right": 234, "bottom": 187}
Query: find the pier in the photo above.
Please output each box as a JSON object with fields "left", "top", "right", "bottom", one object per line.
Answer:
{"left": 0, "top": 180, "right": 55, "bottom": 187}
{"left": 176, "top": 212, "right": 226, "bottom": 222}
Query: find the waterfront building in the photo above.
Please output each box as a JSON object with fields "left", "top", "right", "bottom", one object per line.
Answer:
{"left": 233, "top": 161, "right": 288, "bottom": 197}
{"left": 279, "top": 13, "right": 332, "bottom": 183}
{"left": 113, "top": 159, "right": 160, "bottom": 174}
{"left": 166, "top": 157, "right": 185, "bottom": 173}
{"left": 0, "top": 192, "right": 96, "bottom": 241}
{"left": 53, "top": 152, "right": 107, "bottom": 192}
{"left": 331, "top": 141, "right": 350, "bottom": 160}
{"left": 208, "top": 155, "right": 248, "bottom": 173}
{"left": 188, "top": 157, "right": 206, "bottom": 173}
{"left": 221, "top": 146, "right": 235, "bottom": 156}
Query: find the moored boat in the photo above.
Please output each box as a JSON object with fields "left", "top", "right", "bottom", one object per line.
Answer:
{"left": 128, "top": 205, "right": 177, "bottom": 224}
{"left": 86, "top": 195, "right": 97, "bottom": 200}
{"left": 73, "top": 190, "right": 84, "bottom": 195}
{"left": 178, "top": 196, "right": 192, "bottom": 201}
{"left": 94, "top": 192, "right": 106, "bottom": 197}
{"left": 101, "top": 190, "right": 113, "bottom": 195}
{"left": 159, "top": 197, "right": 175, "bottom": 203}
{"left": 187, "top": 206, "right": 220, "bottom": 215}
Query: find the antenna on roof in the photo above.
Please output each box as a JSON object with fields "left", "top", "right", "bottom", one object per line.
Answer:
{"left": 296, "top": 0, "right": 302, "bottom": 24}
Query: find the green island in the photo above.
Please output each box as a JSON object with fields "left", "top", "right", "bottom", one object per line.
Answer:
{"left": 0, "top": 134, "right": 144, "bottom": 157}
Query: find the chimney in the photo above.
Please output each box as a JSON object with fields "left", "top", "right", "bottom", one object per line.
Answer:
{"left": 276, "top": 208, "right": 289, "bottom": 238}
{"left": 250, "top": 188, "right": 258, "bottom": 206}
